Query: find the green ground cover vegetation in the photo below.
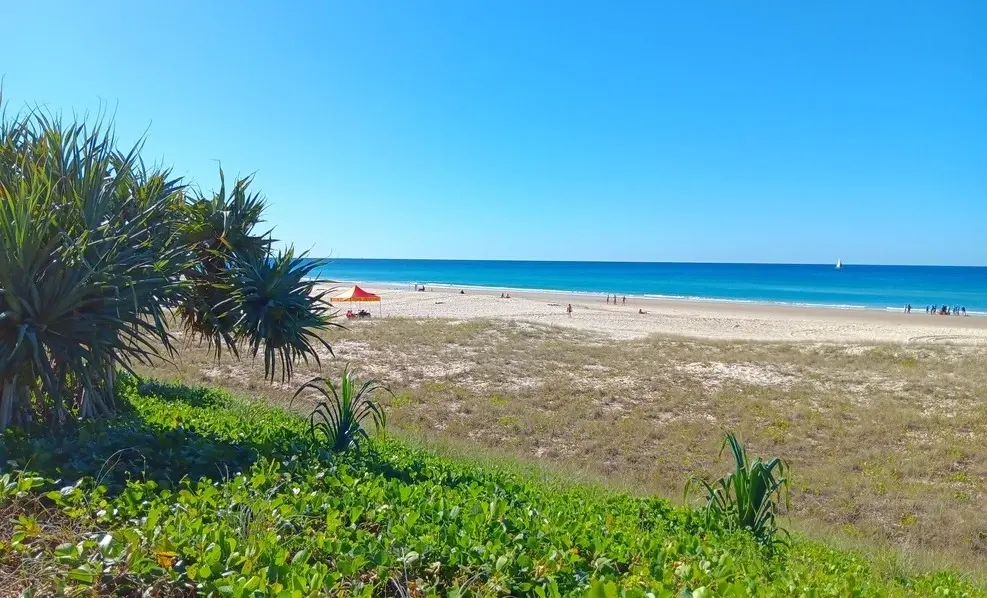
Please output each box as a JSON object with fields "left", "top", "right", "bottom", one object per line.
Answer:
{"left": 1, "top": 377, "right": 981, "bottom": 596}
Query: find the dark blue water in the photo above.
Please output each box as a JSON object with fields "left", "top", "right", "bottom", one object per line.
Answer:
{"left": 307, "top": 259, "right": 987, "bottom": 313}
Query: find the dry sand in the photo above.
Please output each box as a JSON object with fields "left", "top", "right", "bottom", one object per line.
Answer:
{"left": 321, "top": 283, "right": 987, "bottom": 344}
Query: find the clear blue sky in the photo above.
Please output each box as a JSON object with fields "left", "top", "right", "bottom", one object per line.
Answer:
{"left": 2, "top": 1, "right": 984, "bottom": 265}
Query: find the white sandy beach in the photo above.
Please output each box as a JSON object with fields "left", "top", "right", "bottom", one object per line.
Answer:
{"left": 320, "top": 283, "right": 987, "bottom": 344}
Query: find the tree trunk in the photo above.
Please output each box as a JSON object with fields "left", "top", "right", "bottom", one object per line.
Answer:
{"left": 0, "top": 377, "right": 17, "bottom": 431}
{"left": 78, "top": 388, "right": 91, "bottom": 419}
{"left": 105, "top": 368, "right": 117, "bottom": 410}
{"left": 52, "top": 362, "right": 67, "bottom": 427}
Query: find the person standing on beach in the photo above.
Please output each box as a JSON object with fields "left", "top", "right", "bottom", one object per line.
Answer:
{"left": 606, "top": 295, "right": 610, "bottom": 304}
{"left": 567, "top": 303, "right": 573, "bottom": 317}
{"left": 622, "top": 296, "right": 626, "bottom": 305}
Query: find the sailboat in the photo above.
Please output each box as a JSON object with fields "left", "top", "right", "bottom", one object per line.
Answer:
{"left": 835, "top": 258, "right": 842, "bottom": 270}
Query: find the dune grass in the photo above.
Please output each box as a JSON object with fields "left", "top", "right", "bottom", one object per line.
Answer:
{"left": 1, "top": 376, "right": 982, "bottom": 596}
{"left": 134, "top": 317, "right": 987, "bottom": 580}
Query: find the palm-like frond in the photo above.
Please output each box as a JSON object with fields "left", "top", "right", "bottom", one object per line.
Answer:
{"left": 293, "top": 370, "right": 388, "bottom": 453}
{"left": 174, "top": 169, "right": 273, "bottom": 357}
{"left": 686, "top": 430, "right": 790, "bottom": 547}
{"left": 0, "top": 95, "right": 337, "bottom": 430}
{"left": 0, "top": 105, "right": 186, "bottom": 429}
{"left": 232, "top": 249, "right": 338, "bottom": 382}
{"left": 180, "top": 169, "right": 270, "bottom": 264}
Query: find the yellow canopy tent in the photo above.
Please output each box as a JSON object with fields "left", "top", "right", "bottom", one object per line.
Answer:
{"left": 332, "top": 285, "right": 381, "bottom": 317}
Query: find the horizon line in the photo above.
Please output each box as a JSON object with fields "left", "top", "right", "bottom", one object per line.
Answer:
{"left": 310, "top": 257, "right": 987, "bottom": 268}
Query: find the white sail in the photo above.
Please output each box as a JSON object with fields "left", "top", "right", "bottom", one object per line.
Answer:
{"left": 836, "top": 259, "right": 842, "bottom": 269}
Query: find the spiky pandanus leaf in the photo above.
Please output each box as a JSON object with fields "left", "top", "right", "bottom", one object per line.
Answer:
{"left": 292, "top": 370, "right": 387, "bottom": 453}
{"left": 1, "top": 95, "right": 338, "bottom": 430}
{"left": 181, "top": 170, "right": 270, "bottom": 263}
{"left": 232, "top": 249, "right": 337, "bottom": 382}
{"left": 172, "top": 171, "right": 337, "bottom": 385}
{"left": 174, "top": 170, "right": 272, "bottom": 358}
{"left": 686, "top": 430, "right": 790, "bottom": 547}
{"left": 0, "top": 107, "right": 187, "bottom": 429}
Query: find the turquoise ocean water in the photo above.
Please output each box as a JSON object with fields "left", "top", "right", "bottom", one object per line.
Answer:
{"left": 307, "top": 259, "right": 987, "bottom": 313}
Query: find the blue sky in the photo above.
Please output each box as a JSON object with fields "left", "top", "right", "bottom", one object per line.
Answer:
{"left": 2, "top": 1, "right": 984, "bottom": 265}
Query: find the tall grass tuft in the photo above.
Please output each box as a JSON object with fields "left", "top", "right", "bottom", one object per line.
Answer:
{"left": 293, "top": 370, "right": 388, "bottom": 453}
{"left": 687, "top": 430, "right": 790, "bottom": 547}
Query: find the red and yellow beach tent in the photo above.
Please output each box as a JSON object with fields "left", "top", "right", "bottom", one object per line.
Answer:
{"left": 331, "top": 285, "right": 380, "bottom": 303}
{"left": 332, "top": 285, "right": 382, "bottom": 316}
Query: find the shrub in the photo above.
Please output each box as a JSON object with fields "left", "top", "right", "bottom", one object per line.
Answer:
{"left": 688, "top": 430, "right": 790, "bottom": 546}
{"left": 0, "top": 108, "right": 186, "bottom": 429}
{"left": 1, "top": 381, "right": 979, "bottom": 595}
{"left": 293, "top": 370, "right": 388, "bottom": 452}
{"left": 0, "top": 96, "right": 334, "bottom": 430}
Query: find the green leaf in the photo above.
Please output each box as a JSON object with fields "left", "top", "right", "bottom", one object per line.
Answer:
{"left": 67, "top": 565, "right": 96, "bottom": 584}
{"left": 97, "top": 533, "right": 113, "bottom": 553}
{"left": 495, "top": 555, "right": 509, "bottom": 571}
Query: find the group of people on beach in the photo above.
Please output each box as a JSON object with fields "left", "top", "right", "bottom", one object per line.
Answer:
{"left": 566, "top": 300, "right": 643, "bottom": 316}
{"left": 920, "top": 304, "right": 967, "bottom": 316}
{"left": 604, "top": 294, "right": 646, "bottom": 314}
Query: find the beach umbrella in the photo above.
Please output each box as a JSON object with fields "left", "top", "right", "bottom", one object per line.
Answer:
{"left": 332, "top": 285, "right": 382, "bottom": 316}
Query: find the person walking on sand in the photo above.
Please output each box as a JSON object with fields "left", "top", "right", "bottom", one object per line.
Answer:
{"left": 606, "top": 294, "right": 610, "bottom": 304}
{"left": 622, "top": 296, "right": 626, "bottom": 305}
{"left": 567, "top": 303, "right": 573, "bottom": 317}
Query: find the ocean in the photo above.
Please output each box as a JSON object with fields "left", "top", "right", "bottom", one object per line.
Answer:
{"left": 306, "top": 259, "right": 987, "bottom": 313}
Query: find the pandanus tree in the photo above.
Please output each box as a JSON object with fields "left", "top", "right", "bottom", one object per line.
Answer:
{"left": 174, "top": 171, "right": 333, "bottom": 381}
{"left": 0, "top": 98, "right": 334, "bottom": 430}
